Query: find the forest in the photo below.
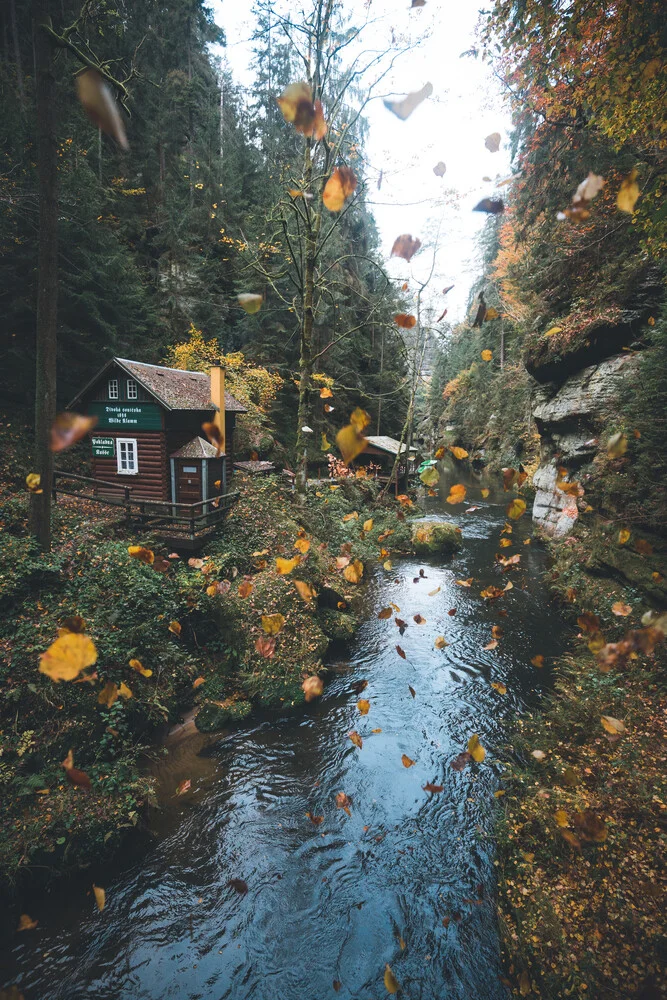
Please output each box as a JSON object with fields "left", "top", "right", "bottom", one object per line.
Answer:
{"left": 0, "top": 1, "right": 665, "bottom": 999}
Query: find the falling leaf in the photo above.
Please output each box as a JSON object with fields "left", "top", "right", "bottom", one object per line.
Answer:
{"left": 396, "top": 645, "right": 406, "bottom": 659}
{"left": 238, "top": 580, "right": 254, "bottom": 598}
{"left": 449, "top": 446, "right": 469, "bottom": 459}
{"left": 50, "top": 412, "right": 97, "bottom": 452}
{"left": 394, "top": 313, "right": 417, "bottom": 328}
{"left": 434, "top": 636, "right": 448, "bottom": 648}
{"left": 227, "top": 878, "right": 249, "bottom": 895}
{"left": 554, "top": 809, "right": 569, "bottom": 828}
{"left": 401, "top": 754, "right": 415, "bottom": 768}
{"left": 363, "top": 518, "right": 374, "bottom": 532}
{"left": 607, "top": 431, "right": 628, "bottom": 458}
{"left": 97, "top": 681, "right": 119, "bottom": 708}
{"left": 342, "top": 511, "right": 359, "bottom": 522}
{"left": 611, "top": 602, "right": 632, "bottom": 617}
{"left": 25, "top": 472, "right": 43, "bottom": 493}
{"left": 343, "top": 559, "right": 364, "bottom": 584}
{"left": 531, "top": 655, "right": 545, "bottom": 668}
{"left": 294, "top": 537, "right": 311, "bottom": 554}
{"left": 455, "top": 578, "right": 473, "bottom": 588}
{"left": 518, "top": 970, "right": 531, "bottom": 996}
{"left": 306, "top": 812, "right": 324, "bottom": 825}
{"left": 531, "top": 750, "right": 546, "bottom": 762}
{"left": 62, "top": 750, "right": 92, "bottom": 789}
{"left": 320, "top": 386, "right": 334, "bottom": 399}
{"left": 118, "top": 681, "right": 132, "bottom": 700}
{"left": 384, "top": 964, "right": 401, "bottom": 994}
{"left": 616, "top": 168, "right": 640, "bottom": 214}
{"left": 383, "top": 560, "right": 393, "bottom": 571}
{"left": 446, "top": 483, "right": 467, "bottom": 505}
{"left": 428, "top": 586, "right": 441, "bottom": 596}
{"left": 424, "top": 782, "right": 444, "bottom": 793}
{"left": 92, "top": 884, "right": 106, "bottom": 912}
{"left": 420, "top": 465, "right": 439, "bottom": 486}
{"left": 433, "top": 161, "right": 446, "bottom": 176}
{"left": 483, "top": 639, "right": 498, "bottom": 650}
{"left": 481, "top": 349, "right": 493, "bottom": 361}
{"left": 635, "top": 539, "right": 653, "bottom": 555}
{"left": 333, "top": 982, "right": 342, "bottom": 993}
{"left": 238, "top": 293, "right": 263, "bottom": 314}
{"left": 484, "top": 132, "right": 501, "bottom": 152}
{"left": 276, "top": 82, "right": 327, "bottom": 139}
{"left": 39, "top": 632, "right": 97, "bottom": 682}
{"left": 294, "top": 580, "right": 317, "bottom": 602}
{"left": 507, "top": 497, "right": 527, "bottom": 520}
{"left": 618, "top": 528, "right": 631, "bottom": 545}
{"left": 323, "top": 166, "right": 358, "bottom": 212}
{"left": 467, "top": 734, "right": 486, "bottom": 763}
{"left": 384, "top": 82, "right": 433, "bottom": 120}
{"left": 378, "top": 607, "right": 393, "bottom": 620}
{"left": 303, "top": 675, "right": 324, "bottom": 701}
{"left": 349, "top": 731, "right": 363, "bottom": 749}
{"left": 276, "top": 557, "right": 299, "bottom": 575}
{"left": 255, "top": 635, "right": 276, "bottom": 658}
{"left": 193, "top": 677, "right": 205, "bottom": 689}
{"left": 491, "top": 681, "right": 507, "bottom": 695}
{"left": 357, "top": 698, "right": 370, "bottom": 715}
{"left": 201, "top": 421, "right": 224, "bottom": 456}
{"left": 128, "top": 545, "right": 154, "bottom": 565}
{"left": 474, "top": 197, "right": 504, "bottom": 214}
{"left": 600, "top": 715, "right": 626, "bottom": 735}
{"left": 337, "top": 408, "right": 371, "bottom": 463}
{"left": 336, "top": 792, "right": 352, "bottom": 815}
{"left": 76, "top": 69, "right": 128, "bottom": 149}
{"left": 17, "top": 914, "right": 38, "bottom": 931}
{"left": 129, "top": 658, "right": 152, "bottom": 678}
{"left": 451, "top": 751, "right": 473, "bottom": 771}
{"left": 261, "top": 613, "right": 286, "bottom": 636}
{"left": 560, "top": 828, "right": 582, "bottom": 849}
{"left": 391, "top": 234, "right": 422, "bottom": 261}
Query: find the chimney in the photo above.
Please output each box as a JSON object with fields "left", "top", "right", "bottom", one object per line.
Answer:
{"left": 210, "top": 366, "right": 226, "bottom": 455}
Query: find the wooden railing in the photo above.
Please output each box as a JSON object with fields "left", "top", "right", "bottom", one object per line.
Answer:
{"left": 52, "top": 470, "right": 239, "bottom": 544}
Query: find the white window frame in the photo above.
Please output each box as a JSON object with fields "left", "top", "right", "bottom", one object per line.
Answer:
{"left": 126, "top": 378, "right": 138, "bottom": 400}
{"left": 116, "top": 438, "right": 138, "bottom": 475}
{"left": 108, "top": 378, "right": 119, "bottom": 399}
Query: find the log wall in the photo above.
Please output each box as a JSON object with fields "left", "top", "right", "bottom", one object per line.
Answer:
{"left": 92, "top": 430, "right": 169, "bottom": 500}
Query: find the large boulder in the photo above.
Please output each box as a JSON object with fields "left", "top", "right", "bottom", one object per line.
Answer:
{"left": 195, "top": 698, "right": 252, "bottom": 734}
{"left": 411, "top": 520, "right": 462, "bottom": 556}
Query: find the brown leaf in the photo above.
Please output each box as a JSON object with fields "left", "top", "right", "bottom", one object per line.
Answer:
{"left": 531, "top": 655, "right": 545, "bottom": 668}
{"left": 349, "top": 731, "right": 363, "bottom": 749}
{"left": 473, "top": 197, "right": 503, "bottom": 214}
{"left": 303, "top": 676, "right": 324, "bottom": 702}
{"left": 483, "top": 639, "right": 498, "bottom": 650}
{"left": 491, "top": 681, "right": 507, "bottom": 695}
{"left": 92, "top": 884, "right": 106, "bottom": 912}
{"left": 391, "top": 234, "right": 422, "bottom": 262}
{"left": 276, "top": 82, "right": 327, "bottom": 139}
{"left": 306, "top": 812, "right": 324, "bottom": 825}
{"left": 450, "top": 751, "right": 473, "bottom": 771}
{"left": 255, "top": 636, "right": 276, "bottom": 659}
{"left": 227, "top": 878, "right": 249, "bottom": 895}
{"left": 17, "top": 914, "right": 38, "bottom": 931}
{"left": 201, "top": 421, "right": 224, "bottom": 456}
{"left": 394, "top": 313, "right": 417, "bottom": 329}
{"left": 396, "top": 645, "right": 406, "bottom": 659}
{"left": 384, "top": 963, "right": 401, "bottom": 994}
{"left": 572, "top": 809, "right": 607, "bottom": 843}
{"left": 434, "top": 635, "right": 449, "bottom": 648}
{"left": 413, "top": 614, "right": 426, "bottom": 625}
{"left": 50, "top": 412, "right": 98, "bottom": 452}
{"left": 423, "top": 782, "right": 444, "bottom": 793}
{"left": 175, "top": 778, "right": 191, "bottom": 796}
{"left": 336, "top": 791, "right": 352, "bottom": 815}
{"left": 351, "top": 679, "right": 368, "bottom": 694}
{"left": 378, "top": 607, "right": 393, "bottom": 619}
{"left": 600, "top": 715, "right": 626, "bottom": 735}
{"left": 401, "top": 754, "right": 415, "bottom": 768}
{"left": 76, "top": 69, "right": 128, "bottom": 149}
{"left": 408, "top": 685, "right": 416, "bottom": 698}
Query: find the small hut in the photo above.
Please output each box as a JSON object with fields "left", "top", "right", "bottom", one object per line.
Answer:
{"left": 353, "top": 435, "right": 419, "bottom": 494}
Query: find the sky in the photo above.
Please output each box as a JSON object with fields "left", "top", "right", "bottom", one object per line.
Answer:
{"left": 209, "top": 0, "right": 513, "bottom": 328}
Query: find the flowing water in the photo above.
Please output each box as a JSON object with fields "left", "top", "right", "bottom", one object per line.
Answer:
{"left": 5, "top": 479, "right": 570, "bottom": 1000}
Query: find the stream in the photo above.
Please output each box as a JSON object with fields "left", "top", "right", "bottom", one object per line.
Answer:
{"left": 5, "top": 478, "right": 570, "bottom": 999}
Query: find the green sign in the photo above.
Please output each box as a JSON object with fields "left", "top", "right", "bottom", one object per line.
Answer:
{"left": 91, "top": 435, "right": 115, "bottom": 458}
{"left": 88, "top": 402, "right": 162, "bottom": 431}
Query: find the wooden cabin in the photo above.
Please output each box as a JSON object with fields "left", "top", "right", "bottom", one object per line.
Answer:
{"left": 68, "top": 358, "right": 247, "bottom": 504}
{"left": 353, "top": 435, "right": 419, "bottom": 494}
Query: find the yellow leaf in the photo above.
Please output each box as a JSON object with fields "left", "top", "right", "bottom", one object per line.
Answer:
{"left": 26, "top": 472, "right": 43, "bottom": 493}
{"left": 481, "top": 488, "right": 489, "bottom": 498}
{"left": 336, "top": 424, "right": 367, "bottom": 464}
{"left": 276, "top": 556, "right": 299, "bottom": 575}
{"left": 39, "top": 633, "right": 98, "bottom": 682}
{"left": 383, "top": 560, "right": 392, "bottom": 571}
{"left": 276, "top": 82, "right": 326, "bottom": 139}
{"left": 467, "top": 733, "right": 486, "bottom": 763}
{"left": 507, "top": 497, "right": 527, "bottom": 520}
{"left": 169, "top": 620, "right": 182, "bottom": 635}
{"left": 294, "top": 537, "right": 311, "bottom": 554}
{"left": 129, "top": 658, "right": 152, "bottom": 677}
{"left": 554, "top": 809, "right": 569, "bottom": 828}
{"left": 435, "top": 446, "right": 445, "bottom": 459}
{"left": 118, "top": 681, "right": 132, "bottom": 700}
{"left": 320, "top": 386, "right": 333, "bottom": 398}
{"left": 357, "top": 698, "right": 370, "bottom": 715}
{"left": 420, "top": 465, "right": 439, "bottom": 486}
{"left": 76, "top": 69, "right": 128, "bottom": 149}
{"left": 600, "top": 715, "right": 626, "bottom": 735}
{"left": 544, "top": 326, "right": 562, "bottom": 337}
{"left": 294, "top": 580, "right": 317, "bottom": 602}
{"left": 321, "top": 433, "right": 331, "bottom": 451}
{"left": 97, "top": 681, "right": 119, "bottom": 708}
{"left": 618, "top": 528, "right": 631, "bottom": 545}
{"left": 616, "top": 168, "right": 640, "bottom": 214}
{"left": 491, "top": 681, "right": 507, "bottom": 694}
{"left": 93, "top": 884, "right": 106, "bottom": 912}
{"left": 450, "top": 446, "right": 469, "bottom": 459}
{"left": 481, "top": 349, "right": 492, "bottom": 361}
{"left": 17, "top": 913, "right": 38, "bottom": 931}
{"left": 343, "top": 559, "right": 364, "bottom": 584}
{"left": 434, "top": 636, "right": 448, "bottom": 649}
{"left": 127, "top": 545, "right": 154, "bottom": 565}
{"left": 363, "top": 518, "right": 374, "bottom": 532}
{"left": 384, "top": 963, "right": 401, "bottom": 994}
{"left": 323, "top": 166, "right": 358, "bottom": 212}
{"left": 262, "top": 613, "right": 285, "bottom": 635}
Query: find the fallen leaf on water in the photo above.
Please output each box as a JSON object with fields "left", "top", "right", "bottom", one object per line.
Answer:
{"left": 323, "top": 166, "right": 358, "bottom": 212}
{"left": 227, "top": 878, "right": 249, "bottom": 895}
{"left": 349, "top": 731, "right": 363, "bottom": 749}
{"left": 39, "top": 632, "right": 97, "bottom": 682}
{"left": 428, "top": 586, "right": 441, "bottom": 596}
{"left": 93, "top": 884, "right": 106, "bottom": 912}
{"left": 408, "top": 685, "right": 416, "bottom": 698}
{"left": 451, "top": 751, "right": 473, "bottom": 771}
{"left": 17, "top": 914, "right": 38, "bottom": 931}
{"left": 384, "top": 963, "right": 401, "bottom": 994}
{"left": 303, "top": 676, "right": 324, "bottom": 702}
{"left": 507, "top": 497, "right": 527, "bottom": 520}
{"left": 351, "top": 679, "right": 368, "bottom": 694}
{"left": 378, "top": 607, "right": 393, "bottom": 620}
{"left": 424, "top": 782, "right": 444, "bottom": 793}
{"left": 384, "top": 82, "right": 433, "bottom": 120}
{"left": 391, "top": 234, "right": 422, "bottom": 261}
{"left": 456, "top": 578, "right": 473, "bottom": 588}
{"left": 175, "top": 779, "right": 191, "bottom": 796}
{"left": 396, "top": 645, "right": 406, "bottom": 659}
{"left": 371, "top": 727, "right": 382, "bottom": 733}
{"left": 401, "top": 754, "right": 416, "bottom": 768}
{"left": 611, "top": 602, "right": 632, "bottom": 617}
{"left": 357, "top": 698, "right": 370, "bottom": 715}
{"left": 531, "top": 655, "right": 545, "bottom": 668}
{"left": 76, "top": 69, "right": 128, "bottom": 149}
{"left": 601, "top": 715, "right": 626, "bottom": 735}
{"left": 434, "top": 636, "right": 448, "bottom": 649}
{"left": 413, "top": 614, "right": 426, "bottom": 625}
{"left": 333, "top": 980, "right": 341, "bottom": 992}
{"left": 483, "top": 639, "right": 498, "bottom": 650}
{"left": 336, "top": 792, "right": 352, "bottom": 815}
{"left": 491, "top": 681, "right": 507, "bottom": 694}
{"left": 467, "top": 733, "right": 486, "bottom": 763}
{"left": 50, "top": 412, "right": 97, "bottom": 452}
{"left": 306, "top": 812, "right": 324, "bottom": 825}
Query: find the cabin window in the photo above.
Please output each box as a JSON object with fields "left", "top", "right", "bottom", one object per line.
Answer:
{"left": 126, "top": 379, "right": 138, "bottom": 400}
{"left": 108, "top": 378, "right": 119, "bottom": 399}
{"left": 117, "top": 438, "right": 138, "bottom": 475}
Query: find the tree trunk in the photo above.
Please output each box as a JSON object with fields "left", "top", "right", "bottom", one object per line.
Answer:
{"left": 30, "top": 0, "right": 58, "bottom": 550}
{"left": 10, "top": 0, "right": 26, "bottom": 112}
{"left": 295, "top": 136, "right": 319, "bottom": 494}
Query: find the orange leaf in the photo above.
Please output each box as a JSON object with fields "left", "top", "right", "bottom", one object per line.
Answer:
{"left": 481, "top": 349, "right": 493, "bottom": 361}
{"left": 343, "top": 559, "right": 364, "bottom": 584}
{"left": 238, "top": 580, "right": 254, "bottom": 597}
{"left": 129, "top": 658, "right": 152, "bottom": 677}
{"left": 193, "top": 676, "right": 206, "bottom": 689}
{"left": 531, "top": 655, "right": 545, "bottom": 668}
{"left": 349, "top": 731, "right": 363, "bottom": 749}
{"left": 277, "top": 82, "right": 327, "bottom": 139}
{"left": 391, "top": 234, "right": 422, "bottom": 261}
{"left": 201, "top": 421, "right": 224, "bottom": 456}
{"left": 394, "top": 313, "right": 417, "bottom": 329}
{"left": 357, "top": 698, "right": 370, "bottom": 715}
{"left": 92, "top": 884, "right": 106, "bottom": 912}
{"left": 276, "top": 557, "right": 299, "bottom": 575}
{"left": 401, "top": 754, "right": 415, "bottom": 768}
{"left": 128, "top": 545, "right": 154, "bottom": 565}
{"left": 336, "top": 791, "right": 352, "bottom": 815}
{"left": 320, "top": 386, "right": 333, "bottom": 398}
{"left": 449, "top": 446, "right": 469, "bottom": 459}
{"left": 168, "top": 620, "right": 181, "bottom": 635}
{"left": 50, "top": 412, "right": 97, "bottom": 452}
{"left": 17, "top": 914, "right": 39, "bottom": 931}
{"left": 611, "top": 601, "right": 632, "bottom": 617}
{"left": 322, "top": 166, "right": 357, "bottom": 212}
{"left": 294, "top": 580, "right": 317, "bottom": 602}
{"left": 294, "top": 537, "right": 311, "bottom": 554}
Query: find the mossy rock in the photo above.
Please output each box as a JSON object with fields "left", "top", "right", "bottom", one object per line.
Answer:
{"left": 410, "top": 520, "right": 462, "bottom": 556}
{"left": 318, "top": 609, "right": 358, "bottom": 641}
{"left": 195, "top": 698, "right": 252, "bottom": 733}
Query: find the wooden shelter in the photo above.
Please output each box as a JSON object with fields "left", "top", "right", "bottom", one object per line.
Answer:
{"left": 353, "top": 435, "right": 419, "bottom": 494}
{"left": 67, "top": 358, "right": 247, "bottom": 504}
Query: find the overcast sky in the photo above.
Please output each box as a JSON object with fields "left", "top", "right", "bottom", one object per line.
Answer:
{"left": 209, "top": 0, "right": 512, "bottom": 327}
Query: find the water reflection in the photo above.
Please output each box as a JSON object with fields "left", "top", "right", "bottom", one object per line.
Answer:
{"left": 5, "top": 482, "right": 569, "bottom": 999}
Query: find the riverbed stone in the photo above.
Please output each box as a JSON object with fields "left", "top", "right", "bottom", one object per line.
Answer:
{"left": 318, "top": 609, "right": 358, "bottom": 641}
{"left": 411, "top": 520, "right": 462, "bottom": 555}
{"left": 195, "top": 698, "right": 252, "bottom": 733}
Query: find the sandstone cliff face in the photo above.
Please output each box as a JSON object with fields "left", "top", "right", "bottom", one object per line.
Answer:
{"left": 530, "top": 353, "right": 642, "bottom": 537}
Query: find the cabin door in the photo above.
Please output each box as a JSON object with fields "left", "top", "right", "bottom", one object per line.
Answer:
{"left": 176, "top": 461, "right": 202, "bottom": 504}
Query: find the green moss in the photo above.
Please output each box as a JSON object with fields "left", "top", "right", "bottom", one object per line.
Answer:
{"left": 195, "top": 698, "right": 252, "bottom": 733}
{"left": 410, "top": 520, "right": 462, "bottom": 555}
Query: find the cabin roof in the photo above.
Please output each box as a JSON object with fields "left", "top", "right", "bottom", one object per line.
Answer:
{"left": 234, "top": 460, "right": 276, "bottom": 474}
{"left": 68, "top": 357, "right": 247, "bottom": 413}
{"left": 170, "top": 436, "right": 221, "bottom": 459}
{"left": 363, "top": 435, "right": 417, "bottom": 456}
